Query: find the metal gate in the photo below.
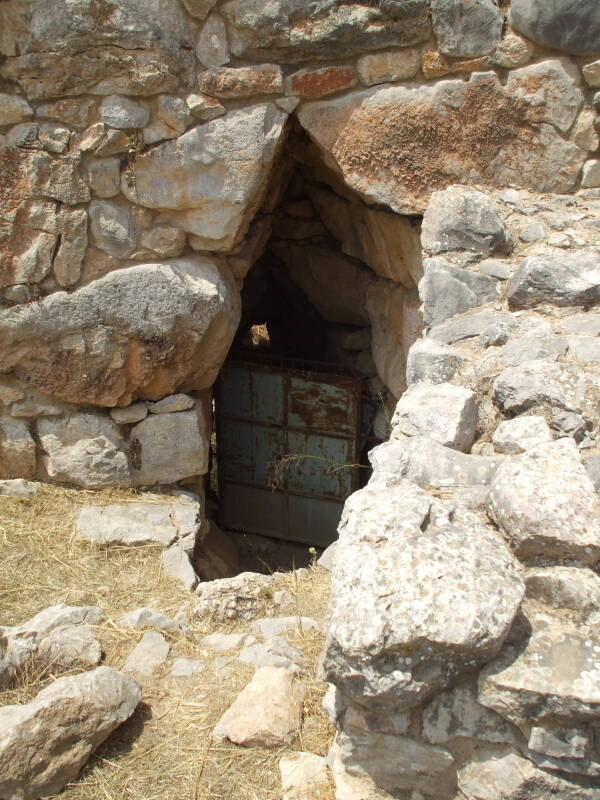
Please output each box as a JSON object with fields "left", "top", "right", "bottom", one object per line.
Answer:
{"left": 215, "top": 356, "right": 363, "bottom": 547}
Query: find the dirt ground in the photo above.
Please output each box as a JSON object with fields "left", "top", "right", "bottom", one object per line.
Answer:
{"left": 0, "top": 485, "right": 334, "bottom": 800}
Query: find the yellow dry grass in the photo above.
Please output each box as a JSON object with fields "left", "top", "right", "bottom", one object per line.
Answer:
{"left": 0, "top": 485, "right": 335, "bottom": 800}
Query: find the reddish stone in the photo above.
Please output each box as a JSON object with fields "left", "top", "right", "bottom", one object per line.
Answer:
{"left": 286, "top": 66, "right": 357, "bottom": 99}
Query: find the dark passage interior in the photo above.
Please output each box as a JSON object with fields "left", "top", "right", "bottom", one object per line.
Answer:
{"left": 202, "top": 124, "right": 423, "bottom": 573}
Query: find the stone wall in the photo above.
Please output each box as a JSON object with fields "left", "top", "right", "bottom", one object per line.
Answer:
{"left": 1, "top": 4, "right": 600, "bottom": 796}
{"left": 1, "top": 0, "right": 599, "bottom": 491}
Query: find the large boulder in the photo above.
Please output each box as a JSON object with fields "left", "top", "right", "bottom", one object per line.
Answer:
{"left": 492, "top": 359, "right": 593, "bottom": 415}
{"left": 479, "top": 608, "right": 600, "bottom": 725}
{"left": 38, "top": 412, "right": 130, "bottom": 488}
{"left": 122, "top": 104, "right": 287, "bottom": 251}
{"left": 0, "top": 667, "right": 141, "bottom": 800}
{"left": 324, "top": 480, "right": 524, "bottom": 711}
{"left": 419, "top": 258, "right": 499, "bottom": 327}
{"left": 76, "top": 500, "right": 200, "bottom": 547}
{"left": 511, "top": 0, "right": 600, "bottom": 56}
{"left": 220, "top": 0, "right": 431, "bottom": 63}
{"left": 0, "top": 257, "right": 240, "bottom": 406}
{"left": 507, "top": 249, "right": 600, "bottom": 309}
{"left": 0, "top": 0, "right": 195, "bottom": 99}
{"left": 391, "top": 382, "right": 479, "bottom": 452}
{"left": 130, "top": 408, "right": 209, "bottom": 485}
{"left": 421, "top": 187, "right": 508, "bottom": 257}
{"left": 297, "top": 71, "right": 586, "bottom": 215}
{"left": 337, "top": 727, "right": 456, "bottom": 799}
{"left": 489, "top": 438, "right": 600, "bottom": 565}
{"left": 370, "top": 437, "right": 502, "bottom": 488}
{"left": 431, "top": 0, "right": 503, "bottom": 57}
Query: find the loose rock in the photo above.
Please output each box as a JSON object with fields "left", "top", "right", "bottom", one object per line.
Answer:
{"left": 0, "top": 667, "right": 141, "bottom": 800}
{"left": 213, "top": 666, "right": 304, "bottom": 747}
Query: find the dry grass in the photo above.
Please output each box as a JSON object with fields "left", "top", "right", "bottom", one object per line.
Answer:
{"left": 0, "top": 485, "right": 334, "bottom": 800}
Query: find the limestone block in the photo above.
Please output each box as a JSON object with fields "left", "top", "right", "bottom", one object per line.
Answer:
{"left": 510, "top": 0, "right": 600, "bottom": 56}
{"left": 130, "top": 408, "right": 208, "bottom": 485}
{"left": 124, "top": 630, "right": 170, "bottom": 676}
{"left": 110, "top": 403, "right": 148, "bottom": 424}
{"left": 582, "top": 160, "right": 600, "bottom": 189}
{"left": 122, "top": 105, "right": 286, "bottom": 250}
{"left": 479, "top": 608, "right": 600, "bottom": 725}
{"left": 197, "top": 65, "right": 283, "bottom": 98}
{"left": 161, "top": 542, "right": 198, "bottom": 590}
{"left": 185, "top": 93, "right": 226, "bottom": 121}
{"left": 391, "top": 382, "right": 479, "bottom": 452}
{"left": 430, "top": 311, "right": 514, "bottom": 345}
{"left": 0, "top": 479, "right": 39, "bottom": 498}
{"left": 506, "top": 60, "right": 583, "bottom": 134}
{"left": 0, "top": 417, "right": 36, "bottom": 479}
{"left": 0, "top": 94, "right": 33, "bottom": 126}
{"left": 357, "top": 50, "right": 419, "bottom": 87}
{"left": 422, "top": 684, "right": 516, "bottom": 746}
{"left": 406, "top": 339, "right": 464, "bottom": 385}
{"left": 526, "top": 566, "right": 600, "bottom": 619}
{"left": 573, "top": 110, "right": 600, "bottom": 152}
{"left": 38, "top": 412, "right": 130, "bottom": 488}
{"left": 421, "top": 187, "right": 508, "bottom": 257}
{"left": 148, "top": 393, "right": 195, "bottom": 414}
{"left": 99, "top": 96, "right": 149, "bottom": 129}
{"left": 492, "top": 32, "right": 535, "bottom": 68}
{"left": 420, "top": 258, "right": 499, "bottom": 327}
{"left": 367, "top": 281, "right": 419, "bottom": 399}
{"left": 53, "top": 207, "right": 88, "bottom": 288}
{"left": 492, "top": 416, "right": 553, "bottom": 454}
{"left": 0, "top": 258, "right": 241, "bottom": 406}
{"left": 196, "top": 12, "right": 230, "bottom": 68}
{"left": 76, "top": 501, "right": 200, "bottom": 547}
{"left": 194, "top": 572, "right": 275, "bottom": 621}
{"left": 297, "top": 74, "right": 586, "bottom": 215}
{"left": 337, "top": 727, "right": 456, "bottom": 798}
{"left": 324, "top": 480, "right": 524, "bottom": 711}
{"left": 308, "top": 183, "right": 423, "bottom": 287}
{"left": 583, "top": 60, "right": 600, "bottom": 88}
{"left": 1, "top": 0, "right": 194, "bottom": 100}
{"left": 458, "top": 745, "right": 600, "bottom": 800}
{"left": 36, "top": 625, "right": 102, "bottom": 669}
{"left": 89, "top": 199, "right": 136, "bottom": 259}
{"left": 213, "top": 666, "right": 304, "bottom": 747}
{"left": 181, "top": 0, "right": 218, "bottom": 20}
{"left": 431, "top": 0, "right": 503, "bottom": 57}
{"left": 489, "top": 438, "right": 600, "bottom": 564}
{"left": 285, "top": 66, "right": 357, "bottom": 99}
{"left": 143, "top": 95, "right": 191, "bottom": 144}
{"left": 279, "top": 752, "right": 329, "bottom": 800}
{"left": 369, "top": 437, "right": 502, "bottom": 488}
{"left": 220, "top": 0, "right": 431, "bottom": 63}
{"left": 507, "top": 249, "right": 600, "bottom": 308}
{"left": 170, "top": 658, "right": 205, "bottom": 678}
{"left": 237, "top": 637, "right": 301, "bottom": 671}
{"left": 138, "top": 225, "right": 186, "bottom": 258}
{"left": 36, "top": 98, "right": 95, "bottom": 130}
{"left": 85, "top": 158, "right": 121, "bottom": 199}
{"left": 492, "top": 359, "right": 592, "bottom": 415}
{"left": 0, "top": 667, "right": 141, "bottom": 800}
{"left": 118, "top": 608, "right": 181, "bottom": 633}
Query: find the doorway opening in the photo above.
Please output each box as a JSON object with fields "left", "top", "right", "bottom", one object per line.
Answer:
{"left": 205, "top": 123, "right": 423, "bottom": 572}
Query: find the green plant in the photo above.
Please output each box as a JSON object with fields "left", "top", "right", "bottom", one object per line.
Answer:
{"left": 124, "top": 131, "right": 141, "bottom": 194}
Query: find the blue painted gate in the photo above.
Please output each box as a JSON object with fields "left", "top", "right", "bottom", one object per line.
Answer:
{"left": 215, "top": 357, "right": 363, "bottom": 547}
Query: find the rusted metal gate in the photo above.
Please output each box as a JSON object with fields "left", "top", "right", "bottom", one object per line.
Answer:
{"left": 215, "top": 356, "right": 363, "bottom": 547}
